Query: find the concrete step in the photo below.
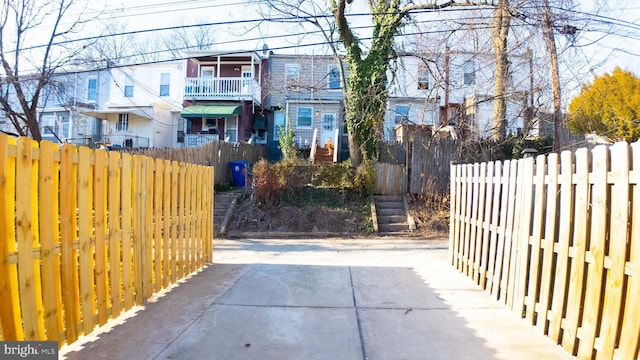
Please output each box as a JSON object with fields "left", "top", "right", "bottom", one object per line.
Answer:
{"left": 372, "top": 194, "right": 415, "bottom": 234}
{"left": 378, "top": 208, "right": 405, "bottom": 217}
{"left": 378, "top": 223, "right": 409, "bottom": 232}
{"left": 377, "top": 215, "right": 406, "bottom": 224}
{"left": 375, "top": 201, "right": 404, "bottom": 209}
{"left": 374, "top": 195, "right": 403, "bottom": 202}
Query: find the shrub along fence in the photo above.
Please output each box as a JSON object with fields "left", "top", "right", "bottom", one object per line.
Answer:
{"left": 123, "top": 140, "right": 266, "bottom": 184}
{"left": 0, "top": 135, "right": 214, "bottom": 347}
{"left": 450, "top": 141, "right": 639, "bottom": 360}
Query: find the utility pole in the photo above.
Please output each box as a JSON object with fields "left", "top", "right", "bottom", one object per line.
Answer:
{"left": 542, "top": 0, "right": 563, "bottom": 151}
{"left": 444, "top": 46, "right": 450, "bottom": 127}
{"left": 525, "top": 48, "right": 534, "bottom": 134}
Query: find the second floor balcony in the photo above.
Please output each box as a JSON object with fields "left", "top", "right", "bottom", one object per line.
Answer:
{"left": 184, "top": 77, "right": 261, "bottom": 105}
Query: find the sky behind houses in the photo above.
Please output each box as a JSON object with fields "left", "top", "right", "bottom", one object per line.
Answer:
{"left": 96, "top": 0, "right": 640, "bottom": 74}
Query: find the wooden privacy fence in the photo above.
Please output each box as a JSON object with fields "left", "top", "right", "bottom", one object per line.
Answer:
{"left": 0, "top": 135, "right": 214, "bottom": 347}
{"left": 374, "top": 162, "right": 406, "bottom": 195}
{"left": 450, "top": 141, "right": 639, "bottom": 360}
{"left": 124, "top": 140, "right": 266, "bottom": 184}
{"left": 378, "top": 136, "right": 459, "bottom": 195}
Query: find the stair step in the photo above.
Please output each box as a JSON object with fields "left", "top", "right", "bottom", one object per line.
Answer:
{"left": 377, "top": 215, "right": 406, "bottom": 224}
{"left": 378, "top": 208, "right": 405, "bottom": 217}
{"left": 376, "top": 202, "right": 403, "bottom": 209}
{"left": 374, "top": 195, "right": 403, "bottom": 202}
{"left": 379, "top": 223, "right": 409, "bottom": 232}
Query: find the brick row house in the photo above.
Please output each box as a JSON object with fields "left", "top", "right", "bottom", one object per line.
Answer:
{"left": 180, "top": 51, "right": 267, "bottom": 147}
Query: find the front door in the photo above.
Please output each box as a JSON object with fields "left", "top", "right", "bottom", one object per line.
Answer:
{"left": 201, "top": 66, "right": 215, "bottom": 93}
{"left": 320, "top": 113, "right": 336, "bottom": 149}
{"left": 241, "top": 66, "right": 253, "bottom": 94}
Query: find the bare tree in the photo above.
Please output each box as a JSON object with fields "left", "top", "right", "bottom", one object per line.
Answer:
{"left": 162, "top": 18, "right": 217, "bottom": 59}
{"left": 0, "top": 0, "right": 95, "bottom": 140}
{"left": 260, "top": 0, "right": 495, "bottom": 165}
{"left": 490, "top": 0, "right": 511, "bottom": 142}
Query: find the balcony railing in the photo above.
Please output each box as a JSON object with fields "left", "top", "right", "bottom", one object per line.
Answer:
{"left": 67, "top": 135, "right": 150, "bottom": 149}
{"left": 183, "top": 133, "right": 218, "bottom": 147}
{"left": 184, "top": 77, "right": 261, "bottom": 105}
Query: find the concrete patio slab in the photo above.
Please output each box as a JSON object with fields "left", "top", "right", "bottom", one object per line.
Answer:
{"left": 59, "top": 238, "right": 572, "bottom": 360}
{"left": 156, "top": 305, "right": 363, "bottom": 360}
{"left": 217, "top": 264, "right": 354, "bottom": 308}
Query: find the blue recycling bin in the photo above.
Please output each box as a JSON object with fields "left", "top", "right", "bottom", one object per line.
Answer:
{"left": 228, "top": 160, "right": 250, "bottom": 187}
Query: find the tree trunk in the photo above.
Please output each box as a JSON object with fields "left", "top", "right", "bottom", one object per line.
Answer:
{"left": 491, "top": 0, "right": 511, "bottom": 142}
{"left": 542, "top": 0, "right": 563, "bottom": 150}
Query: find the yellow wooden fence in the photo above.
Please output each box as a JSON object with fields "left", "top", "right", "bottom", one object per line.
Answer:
{"left": 450, "top": 141, "right": 639, "bottom": 360}
{"left": 0, "top": 135, "right": 214, "bottom": 347}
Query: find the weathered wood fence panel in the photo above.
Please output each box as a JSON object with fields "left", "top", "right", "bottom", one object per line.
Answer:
{"left": 450, "top": 141, "right": 640, "bottom": 360}
{"left": 0, "top": 134, "right": 214, "bottom": 348}
{"left": 123, "top": 140, "right": 265, "bottom": 184}
{"left": 378, "top": 136, "right": 459, "bottom": 196}
{"left": 374, "top": 162, "right": 406, "bottom": 195}
{"left": 410, "top": 136, "right": 458, "bottom": 194}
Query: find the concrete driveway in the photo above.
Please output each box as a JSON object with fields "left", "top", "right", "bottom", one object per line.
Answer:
{"left": 59, "top": 237, "right": 571, "bottom": 360}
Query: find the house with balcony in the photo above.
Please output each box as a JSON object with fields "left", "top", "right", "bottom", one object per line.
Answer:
{"left": 80, "top": 61, "right": 185, "bottom": 149}
{"left": 180, "top": 50, "right": 267, "bottom": 147}
{"left": 265, "top": 53, "right": 348, "bottom": 161}
{"left": 0, "top": 68, "right": 107, "bottom": 145}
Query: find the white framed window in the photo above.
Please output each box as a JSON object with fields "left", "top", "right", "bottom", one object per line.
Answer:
{"left": 285, "top": 64, "right": 300, "bottom": 88}
{"left": 273, "top": 111, "right": 286, "bottom": 140}
{"left": 160, "top": 73, "right": 170, "bottom": 96}
{"left": 463, "top": 61, "right": 475, "bottom": 85}
{"left": 200, "top": 66, "right": 215, "bottom": 77}
{"left": 418, "top": 65, "right": 429, "bottom": 90}
{"left": 41, "top": 114, "right": 56, "bottom": 135}
{"left": 394, "top": 105, "right": 410, "bottom": 124}
{"left": 117, "top": 113, "right": 129, "bottom": 132}
{"left": 124, "top": 74, "right": 134, "bottom": 97}
{"left": 297, "top": 106, "right": 313, "bottom": 127}
{"left": 327, "top": 65, "right": 341, "bottom": 90}
{"left": 322, "top": 113, "right": 335, "bottom": 131}
{"left": 87, "top": 78, "right": 97, "bottom": 101}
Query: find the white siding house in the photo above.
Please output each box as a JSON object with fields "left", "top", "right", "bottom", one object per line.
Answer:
{"left": 81, "top": 61, "right": 185, "bottom": 148}
{"left": 385, "top": 50, "right": 531, "bottom": 141}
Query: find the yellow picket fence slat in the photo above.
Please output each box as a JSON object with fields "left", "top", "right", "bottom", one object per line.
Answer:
{"left": 0, "top": 134, "right": 214, "bottom": 348}
{"left": 450, "top": 140, "right": 640, "bottom": 360}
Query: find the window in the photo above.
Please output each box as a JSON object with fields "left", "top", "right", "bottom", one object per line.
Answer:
{"left": 117, "top": 113, "right": 129, "bottom": 132}
{"left": 322, "top": 113, "right": 335, "bottom": 131}
{"left": 124, "top": 74, "right": 134, "bottom": 97}
{"left": 394, "top": 105, "right": 410, "bottom": 124}
{"left": 297, "top": 107, "right": 313, "bottom": 127}
{"left": 87, "top": 78, "right": 97, "bottom": 101}
{"left": 40, "top": 114, "right": 57, "bottom": 135}
{"left": 160, "top": 73, "right": 170, "bottom": 96}
{"left": 327, "top": 65, "right": 341, "bottom": 89}
{"left": 285, "top": 64, "right": 300, "bottom": 88}
{"left": 463, "top": 61, "right": 475, "bottom": 85}
{"left": 418, "top": 65, "right": 429, "bottom": 90}
{"left": 273, "top": 111, "right": 286, "bottom": 140}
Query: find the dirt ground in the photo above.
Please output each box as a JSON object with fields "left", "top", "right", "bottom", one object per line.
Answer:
{"left": 227, "top": 190, "right": 449, "bottom": 237}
